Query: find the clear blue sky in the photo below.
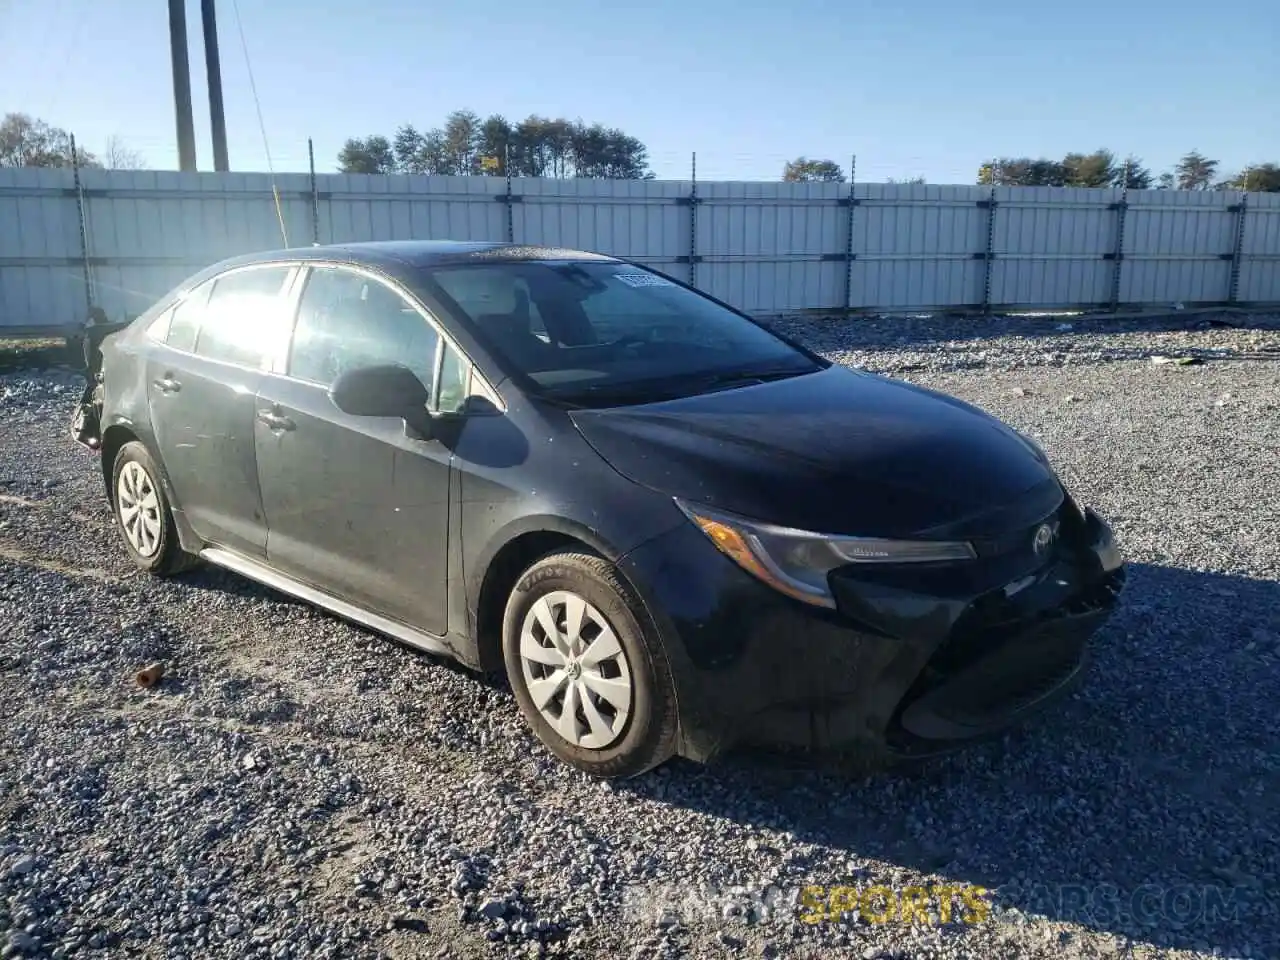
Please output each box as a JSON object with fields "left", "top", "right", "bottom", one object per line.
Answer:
{"left": 2, "top": 0, "right": 1276, "bottom": 183}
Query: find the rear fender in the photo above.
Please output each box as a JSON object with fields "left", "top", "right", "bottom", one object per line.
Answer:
{"left": 70, "top": 321, "right": 133, "bottom": 449}
{"left": 83, "top": 320, "right": 133, "bottom": 379}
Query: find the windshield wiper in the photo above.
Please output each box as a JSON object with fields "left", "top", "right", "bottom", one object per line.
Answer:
{"left": 550, "top": 381, "right": 689, "bottom": 406}
{"left": 687, "top": 365, "right": 814, "bottom": 391}
{"left": 547, "top": 364, "right": 813, "bottom": 407}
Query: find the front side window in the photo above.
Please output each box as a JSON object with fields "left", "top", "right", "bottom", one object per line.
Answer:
{"left": 195, "top": 266, "right": 294, "bottom": 369}
{"left": 419, "top": 261, "right": 820, "bottom": 405}
{"left": 288, "top": 267, "right": 440, "bottom": 391}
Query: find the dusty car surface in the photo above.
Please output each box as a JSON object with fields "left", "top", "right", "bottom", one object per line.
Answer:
{"left": 71, "top": 240, "right": 1125, "bottom": 777}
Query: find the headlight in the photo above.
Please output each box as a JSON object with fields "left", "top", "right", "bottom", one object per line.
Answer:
{"left": 674, "top": 500, "right": 977, "bottom": 609}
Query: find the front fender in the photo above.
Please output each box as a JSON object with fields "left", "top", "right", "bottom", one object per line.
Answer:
{"left": 462, "top": 507, "right": 683, "bottom": 625}
{"left": 456, "top": 481, "right": 688, "bottom": 669}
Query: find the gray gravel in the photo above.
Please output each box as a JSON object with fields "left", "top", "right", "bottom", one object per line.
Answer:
{"left": 1, "top": 310, "right": 1278, "bottom": 960}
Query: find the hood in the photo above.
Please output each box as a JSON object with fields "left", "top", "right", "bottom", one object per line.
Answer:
{"left": 569, "top": 365, "right": 1059, "bottom": 539}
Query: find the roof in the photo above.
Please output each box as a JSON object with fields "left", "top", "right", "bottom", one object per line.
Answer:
{"left": 214, "top": 240, "right": 621, "bottom": 273}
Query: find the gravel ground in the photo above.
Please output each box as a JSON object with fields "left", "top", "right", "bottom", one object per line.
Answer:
{"left": 1, "top": 310, "right": 1278, "bottom": 960}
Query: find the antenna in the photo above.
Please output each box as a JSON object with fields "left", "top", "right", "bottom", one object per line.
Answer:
{"left": 229, "top": 0, "right": 288, "bottom": 245}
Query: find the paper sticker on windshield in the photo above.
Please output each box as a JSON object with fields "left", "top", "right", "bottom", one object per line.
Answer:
{"left": 614, "top": 273, "right": 674, "bottom": 288}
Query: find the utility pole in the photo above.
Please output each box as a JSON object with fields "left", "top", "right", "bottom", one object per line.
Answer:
{"left": 168, "top": 0, "right": 198, "bottom": 172}
{"left": 201, "top": 0, "right": 230, "bottom": 171}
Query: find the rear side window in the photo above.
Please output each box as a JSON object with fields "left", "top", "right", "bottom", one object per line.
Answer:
{"left": 288, "top": 267, "right": 440, "bottom": 389}
{"left": 195, "top": 266, "right": 294, "bottom": 369}
{"left": 165, "top": 280, "right": 213, "bottom": 353}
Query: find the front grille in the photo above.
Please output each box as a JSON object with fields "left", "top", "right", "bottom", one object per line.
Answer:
{"left": 1056, "top": 568, "right": 1126, "bottom": 617}
{"left": 886, "top": 510, "right": 1124, "bottom": 749}
{"left": 900, "top": 566, "right": 1123, "bottom": 715}
{"left": 952, "top": 632, "right": 1083, "bottom": 716}
{"left": 891, "top": 617, "right": 1092, "bottom": 746}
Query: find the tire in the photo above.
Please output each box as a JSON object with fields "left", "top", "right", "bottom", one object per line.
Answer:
{"left": 502, "top": 551, "right": 678, "bottom": 778}
{"left": 110, "top": 441, "right": 200, "bottom": 576}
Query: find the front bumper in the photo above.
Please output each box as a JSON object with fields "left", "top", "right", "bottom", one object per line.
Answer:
{"left": 617, "top": 498, "right": 1125, "bottom": 763}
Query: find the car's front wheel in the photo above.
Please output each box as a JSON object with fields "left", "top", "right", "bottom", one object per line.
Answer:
{"left": 111, "top": 441, "right": 199, "bottom": 576}
{"left": 502, "top": 551, "right": 677, "bottom": 778}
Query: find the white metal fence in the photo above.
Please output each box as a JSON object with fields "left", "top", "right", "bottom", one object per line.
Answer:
{"left": 2, "top": 167, "right": 1278, "bottom": 333}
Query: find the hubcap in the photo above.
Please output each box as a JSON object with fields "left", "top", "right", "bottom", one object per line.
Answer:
{"left": 117, "top": 461, "right": 162, "bottom": 558}
{"left": 519, "top": 590, "right": 633, "bottom": 750}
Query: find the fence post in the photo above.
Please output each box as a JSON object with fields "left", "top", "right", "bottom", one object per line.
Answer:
{"left": 843, "top": 154, "right": 857, "bottom": 310}
{"left": 688, "top": 152, "right": 699, "bottom": 287}
{"left": 504, "top": 144, "right": 515, "bottom": 244}
{"left": 70, "top": 133, "right": 94, "bottom": 319}
{"left": 308, "top": 137, "right": 320, "bottom": 245}
{"left": 1227, "top": 192, "right": 1248, "bottom": 304}
{"left": 978, "top": 161, "right": 998, "bottom": 314}
{"left": 1107, "top": 160, "right": 1131, "bottom": 310}
{"left": 673, "top": 153, "right": 701, "bottom": 284}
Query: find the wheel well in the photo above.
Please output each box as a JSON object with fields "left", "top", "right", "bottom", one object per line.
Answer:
{"left": 98, "top": 425, "right": 139, "bottom": 495}
{"left": 474, "top": 531, "right": 590, "bottom": 673}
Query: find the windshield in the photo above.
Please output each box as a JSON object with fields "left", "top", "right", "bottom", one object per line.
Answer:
{"left": 417, "top": 260, "right": 822, "bottom": 405}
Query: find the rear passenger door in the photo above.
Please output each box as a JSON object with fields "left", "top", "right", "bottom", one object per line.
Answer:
{"left": 253, "top": 264, "right": 455, "bottom": 635}
{"left": 146, "top": 263, "right": 297, "bottom": 557}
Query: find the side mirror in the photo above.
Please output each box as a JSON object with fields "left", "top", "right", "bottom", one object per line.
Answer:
{"left": 329, "top": 363, "right": 430, "bottom": 421}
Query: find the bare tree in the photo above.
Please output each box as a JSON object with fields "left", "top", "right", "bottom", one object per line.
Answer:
{"left": 0, "top": 112, "right": 98, "bottom": 168}
{"left": 103, "top": 135, "right": 147, "bottom": 170}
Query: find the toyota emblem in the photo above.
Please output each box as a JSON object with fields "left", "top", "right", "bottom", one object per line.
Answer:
{"left": 1032, "top": 523, "right": 1055, "bottom": 556}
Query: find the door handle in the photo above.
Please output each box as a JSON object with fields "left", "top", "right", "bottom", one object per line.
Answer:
{"left": 257, "top": 409, "right": 296, "bottom": 431}
{"left": 152, "top": 376, "right": 181, "bottom": 393}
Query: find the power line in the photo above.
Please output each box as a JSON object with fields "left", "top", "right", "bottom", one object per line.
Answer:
{"left": 42, "top": 5, "right": 88, "bottom": 121}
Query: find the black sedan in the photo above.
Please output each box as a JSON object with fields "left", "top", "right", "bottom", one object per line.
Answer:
{"left": 71, "top": 241, "right": 1125, "bottom": 778}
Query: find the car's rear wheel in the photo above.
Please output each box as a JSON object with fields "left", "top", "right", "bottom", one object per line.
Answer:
{"left": 502, "top": 551, "right": 677, "bottom": 778}
{"left": 111, "top": 441, "right": 199, "bottom": 576}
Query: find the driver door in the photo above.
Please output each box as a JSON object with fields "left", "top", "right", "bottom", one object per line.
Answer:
{"left": 253, "top": 264, "right": 454, "bottom": 635}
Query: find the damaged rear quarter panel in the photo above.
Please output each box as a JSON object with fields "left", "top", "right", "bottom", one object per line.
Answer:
{"left": 96, "top": 328, "right": 162, "bottom": 484}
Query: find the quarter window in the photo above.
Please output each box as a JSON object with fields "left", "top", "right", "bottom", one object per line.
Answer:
{"left": 165, "top": 280, "right": 213, "bottom": 353}
{"left": 436, "top": 343, "right": 471, "bottom": 414}
{"left": 146, "top": 308, "right": 174, "bottom": 342}
{"left": 195, "top": 266, "right": 294, "bottom": 369}
{"left": 289, "top": 267, "right": 440, "bottom": 391}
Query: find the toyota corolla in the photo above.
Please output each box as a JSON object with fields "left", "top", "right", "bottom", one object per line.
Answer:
{"left": 71, "top": 241, "right": 1125, "bottom": 778}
